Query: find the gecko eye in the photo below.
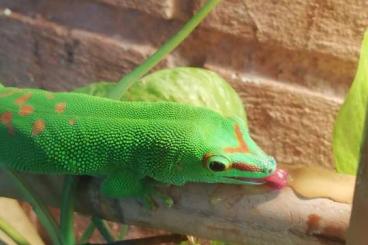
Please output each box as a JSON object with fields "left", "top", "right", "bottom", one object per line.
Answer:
{"left": 205, "top": 155, "right": 231, "bottom": 172}
{"left": 209, "top": 161, "right": 227, "bottom": 171}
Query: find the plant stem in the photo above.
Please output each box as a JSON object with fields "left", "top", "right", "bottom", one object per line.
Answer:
{"left": 107, "top": 0, "right": 222, "bottom": 99}
{"left": 79, "top": 221, "right": 96, "bottom": 244}
{"left": 91, "top": 216, "right": 114, "bottom": 243}
{"left": 0, "top": 217, "right": 30, "bottom": 245}
{"left": 60, "top": 176, "right": 77, "bottom": 245}
{"left": 117, "top": 225, "right": 128, "bottom": 240}
{"left": 4, "top": 170, "right": 62, "bottom": 245}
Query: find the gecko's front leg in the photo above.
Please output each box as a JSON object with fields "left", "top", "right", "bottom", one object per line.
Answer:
{"left": 100, "top": 171, "right": 146, "bottom": 198}
{"left": 100, "top": 171, "right": 173, "bottom": 209}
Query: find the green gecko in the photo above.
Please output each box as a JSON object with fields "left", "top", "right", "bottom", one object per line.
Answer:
{"left": 0, "top": 84, "right": 286, "bottom": 198}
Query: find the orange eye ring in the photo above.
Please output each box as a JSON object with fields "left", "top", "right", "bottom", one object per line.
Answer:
{"left": 203, "top": 153, "right": 231, "bottom": 172}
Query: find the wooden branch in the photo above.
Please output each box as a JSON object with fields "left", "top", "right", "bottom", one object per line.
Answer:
{"left": 0, "top": 171, "right": 350, "bottom": 245}
{"left": 86, "top": 234, "right": 187, "bottom": 245}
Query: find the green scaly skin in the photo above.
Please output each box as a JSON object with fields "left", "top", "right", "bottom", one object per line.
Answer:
{"left": 0, "top": 85, "right": 276, "bottom": 198}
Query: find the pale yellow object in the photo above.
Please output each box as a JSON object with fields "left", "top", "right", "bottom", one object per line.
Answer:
{"left": 286, "top": 165, "right": 355, "bottom": 204}
{"left": 0, "top": 197, "right": 44, "bottom": 245}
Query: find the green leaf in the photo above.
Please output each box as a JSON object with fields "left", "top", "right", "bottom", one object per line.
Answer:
{"left": 74, "top": 67, "right": 247, "bottom": 125}
{"left": 73, "top": 81, "right": 112, "bottom": 97}
{"left": 333, "top": 31, "right": 368, "bottom": 175}
{"left": 107, "top": 0, "right": 222, "bottom": 99}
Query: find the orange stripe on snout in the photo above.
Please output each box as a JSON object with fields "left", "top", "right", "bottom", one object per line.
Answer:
{"left": 224, "top": 124, "right": 248, "bottom": 154}
{"left": 232, "top": 163, "right": 261, "bottom": 172}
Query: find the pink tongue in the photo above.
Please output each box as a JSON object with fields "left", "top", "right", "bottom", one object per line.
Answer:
{"left": 264, "top": 168, "right": 288, "bottom": 189}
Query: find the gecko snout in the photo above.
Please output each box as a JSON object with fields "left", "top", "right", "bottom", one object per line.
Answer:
{"left": 264, "top": 157, "right": 276, "bottom": 174}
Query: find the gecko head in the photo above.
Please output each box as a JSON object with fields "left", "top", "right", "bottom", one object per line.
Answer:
{"left": 191, "top": 117, "right": 287, "bottom": 188}
{"left": 202, "top": 152, "right": 276, "bottom": 185}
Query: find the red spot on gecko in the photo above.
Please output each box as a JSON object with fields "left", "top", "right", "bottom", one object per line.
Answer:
{"left": 68, "top": 119, "right": 76, "bottom": 125}
{"left": 19, "top": 105, "right": 34, "bottom": 116}
{"left": 55, "top": 102, "right": 66, "bottom": 113}
{"left": 232, "top": 163, "right": 261, "bottom": 172}
{"left": 32, "top": 119, "right": 45, "bottom": 136}
{"left": 224, "top": 124, "right": 248, "bottom": 153}
{"left": 45, "top": 92, "right": 55, "bottom": 99}
{"left": 0, "top": 112, "right": 12, "bottom": 124}
{"left": 15, "top": 93, "right": 32, "bottom": 105}
{"left": 0, "top": 112, "right": 14, "bottom": 135}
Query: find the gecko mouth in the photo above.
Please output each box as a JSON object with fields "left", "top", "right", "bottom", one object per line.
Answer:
{"left": 227, "top": 168, "right": 289, "bottom": 188}
{"left": 227, "top": 176, "right": 266, "bottom": 185}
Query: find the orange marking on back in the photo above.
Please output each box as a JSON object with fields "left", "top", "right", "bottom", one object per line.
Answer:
{"left": 15, "top": 93, "right": 32, "bottom": 105}
{"left": 32, "top": 119, "right": 45, "bottom": 136}
{"left": 0, "top": 112, "right": 14, "bottom": 135}
{"left": 45, "top": 92, "right": 55, "bottom": 99}
{"left": 68, "top": 119, "right": 76, "bottom": 125}
{"left": 0, "top": 90, "right": 16, "bottom": 98}
{"left": 19, "top": 105, "right": 34, "bottom": 116}
{"left": 55, "top": 102, "right": 66, "bottom": 113}
{"left": 224, "top": 124, "right": 248, "bottom": 154}
{"left": 0, "top": 112, "right": 12, "bottom": 124}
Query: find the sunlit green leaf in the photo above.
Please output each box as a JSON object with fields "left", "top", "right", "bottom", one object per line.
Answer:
{"left": 333, "top": 31, "right": 368, "bottom": 175}
{"left": 74, "top": 67, "right": 247, "bottom": 125}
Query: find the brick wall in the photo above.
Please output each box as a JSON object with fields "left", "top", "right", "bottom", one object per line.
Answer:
{"left": 0, "top": 0, "right": 367, "bottom": 169}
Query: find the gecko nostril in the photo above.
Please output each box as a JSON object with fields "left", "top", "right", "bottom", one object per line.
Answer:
{"left": 269, "top": 157, "right": 276, "bottom": 165}
{"left": 262, "top": 168, "right": 273, "bottom": 174}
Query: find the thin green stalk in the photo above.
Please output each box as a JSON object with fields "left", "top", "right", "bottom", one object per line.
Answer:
{"left": 60, "top": 176, "right": 77, "bottom": 245}
{"left": 91, "top": 216, "right": 114, "bottom": 243}
{"left": 4, "top": 170, "right": 62, "bottom": 245}
{"left": 107, "top": 0, "right": 222, "bottom": 99}
{"left": 79, "top": 222, "right": 96, "bottom": 244}
{"left": 0, "top": 217, "right": 30, "bottom": 245}
{"left": 117, "top": 225, "right": 128, "bottom": 240}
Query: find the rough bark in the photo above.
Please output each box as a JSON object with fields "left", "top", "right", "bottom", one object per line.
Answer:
{"left": 0, "top": 171, "right": 349, "bottom": 245}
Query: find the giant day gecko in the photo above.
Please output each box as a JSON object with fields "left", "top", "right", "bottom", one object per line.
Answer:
{"left": 0, "top": 85, "right": 286, "bottom": 198}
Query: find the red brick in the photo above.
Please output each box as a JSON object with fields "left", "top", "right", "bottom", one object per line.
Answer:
{"left": 93, "top": 0, "right": 192, "bottom": 19}
{"left": 197, "top": 0, "right": 368, "bottom": 62}
{"left": 0, "top": 10, "right": 158, "bottom": 90}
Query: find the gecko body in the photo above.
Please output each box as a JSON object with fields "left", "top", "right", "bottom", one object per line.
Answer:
{"left": 0, "top": 85, "right": 279, "bottom": 197}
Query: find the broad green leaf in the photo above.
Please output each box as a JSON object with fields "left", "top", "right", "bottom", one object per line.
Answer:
{"left": 333, "top": 31, "right": 368, "bottom": 175}
{"left": 74, "top": 67, "right": 247, "bottom": 125}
